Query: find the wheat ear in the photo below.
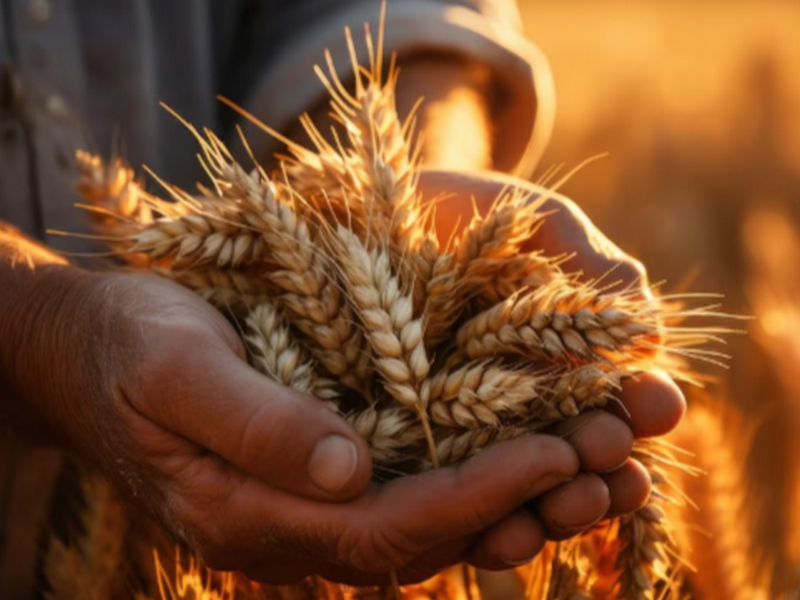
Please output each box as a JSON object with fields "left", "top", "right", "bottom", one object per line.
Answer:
{"left": 427, "top": 362, "right": 543, "bottom": 429}
{"left": 545, "top": 541, "right": 595, "bottom": 600}
{"left": 185, "top": 130, "right": 373, "bottom": 395}
{"left": 43, "top": 474, "right": 128, "bottom": 600}
{"left": 614, "top": 440, "right": 691, "bottom": 600}
{"left": 455, "top": 280, "right": 659, "bottom": 365}
{"left": 669, "top": 401, "right": 766, "bottom": 600}
{"left": 244, "top": 302, "right": 339, "bottom": 409}
{"left": 426, "top": 427, "right": 526, "bottom": 469}
{"left": 155, "top": 266, "right": 274, "bottom": 312}
{"left": 346, "top": 407, "right": 424, "bottom": 466}
{"left": 76, "top": 150, "right": 157, "bottom": 230}
{"left": 333, "top": 226, "right": 439, "bottom": 466}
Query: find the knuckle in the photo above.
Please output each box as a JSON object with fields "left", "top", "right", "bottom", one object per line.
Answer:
{"left": 235, "top": 397, "right": 297, "bottom": 467}
{"left": 398, "top": 563, "right": 443, "bottom": 586}
{"left": 168, "top": 477, "right": 244, "bottom": 571}
{"left": 185, "top": 508, "right": 239, "bottom": 571}
{"left": 462, "top": 504, "right": 493, "bottom": 533}
{"left": 617, "top": 257, "right": 649, "bottom": 290}
{"left": 127, "top": 321, "right": 212, "bottom": 411}
{"left": 528, "top": 435, "right": 580, "bottom": 477}
{"left": 336, "top": 523, "right": 419, "bottom": 573}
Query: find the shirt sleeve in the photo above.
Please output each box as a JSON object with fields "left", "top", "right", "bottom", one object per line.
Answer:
{"left": 236, "top": 0, "right": 555, "bottom": 179}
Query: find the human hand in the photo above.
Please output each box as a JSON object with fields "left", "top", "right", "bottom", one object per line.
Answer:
{"left": 0, "top": 268, "right": 671, "bottom": 585}
{"left": 420, "top": 168, "right": 686, "bottom": 538}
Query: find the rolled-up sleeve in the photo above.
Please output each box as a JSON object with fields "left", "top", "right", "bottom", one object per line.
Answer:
{"left": 237, "top": 0, "right": 555, "bottom": 178}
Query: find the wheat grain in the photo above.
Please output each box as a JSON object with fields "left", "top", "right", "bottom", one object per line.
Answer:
{"left": 427, "top": 427, "right": 526, "bottom": 468}
{"left": 245, "top": 302, "right": 338, "bottom": 407}
{"left": 332, "top": 226, "right": 439, "bottom": 464}
{"left": 614, "top": 440, "right": 688, "bottom": 600}
{"left": 154, "top": 265, "right": 274, "bottom": 311}
{"left": 427, "top": 362, "right": 543, "bottom": 429}
{"left": 191, "top": 133, "right": 372, "bottom": 395}
{"left": 455, "top": 280, "right": 659, "bottom": 365}
{"left": 346, "top": 407, "right": 424, "bottom": 466}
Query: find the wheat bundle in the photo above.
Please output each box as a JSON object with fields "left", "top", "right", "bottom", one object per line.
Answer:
{"left": 70, "top": 8, "right": 728, "bottom": 600}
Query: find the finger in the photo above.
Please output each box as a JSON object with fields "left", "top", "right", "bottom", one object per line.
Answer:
{"left": 173, "top": 434, "right": 579, "bottom": 580}
{"left": 534, "top": 472, "right": 610, "bottom": 540}
{"left": 360, "top": 434, "right": 577, "bottom": 561}
{"left": 135, "top": 334, "right": 372, "bottom": 502}
{"left": 548, "top": 411, "right": 633, "bottom": 473}
{"left": 467, "top": 508, "right": 547, "bottom": 570}
{"left": 524, "top": 194, "right": 650, "bottom": 293}
{"left": 619, "top": 370, "right": 686, "bottom": 438}
{"left": 421, "top": 170, "right": 650, "bottom": 294}
{"left": 317, "top": 537, "right": 478, "bottom": 586}
{"left": 603, "top": 458, "right": 651, "bottom": 517}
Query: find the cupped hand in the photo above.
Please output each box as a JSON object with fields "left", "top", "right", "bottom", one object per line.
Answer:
{"left": 419, "top": 169, "right": 686, "bottom": 566}
{"left": 2, "top": 268, "right": 672, "bottom": 585}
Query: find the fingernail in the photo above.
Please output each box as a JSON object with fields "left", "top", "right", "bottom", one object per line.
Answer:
{"left": 553, "top": 515, "right": 603, "bottom": 535}
{"left": 499, "top": 554, "right": 537, "bottom": 567}
{"left": 527, "top": 472, "right": 573, "bottom": 497}
{"left": 308, "top": 435, "right": 358, "bottom": 493}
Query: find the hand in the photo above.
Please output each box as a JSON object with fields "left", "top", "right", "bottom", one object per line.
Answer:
{"left": 420, "top": 169, "right": 686, "bottom": 539}
{"left": 0, "top": 267, "right": 671, "bottom": 585}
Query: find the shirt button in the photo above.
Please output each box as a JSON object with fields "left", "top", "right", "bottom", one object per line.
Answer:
{"left": 29, "top": 0, "right": 52, "bottom": 24}
{"left": 45, "top": 94, "right": 68, "bottom": 119}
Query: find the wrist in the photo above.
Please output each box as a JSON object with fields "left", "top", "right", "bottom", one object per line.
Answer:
{"left": 0, "top": 246, "right": 95, "bottom": 439}
{"left": 394, "top": 55, "right": 494, "bottom": 170}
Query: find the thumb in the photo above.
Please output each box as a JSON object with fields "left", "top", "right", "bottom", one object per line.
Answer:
{"left": 142, "top": 338, "right": 373, "bottom": 502}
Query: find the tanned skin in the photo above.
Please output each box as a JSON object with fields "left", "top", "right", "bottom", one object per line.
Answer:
{"left": 0, "top": 61, "right": 684, "bottom": 585}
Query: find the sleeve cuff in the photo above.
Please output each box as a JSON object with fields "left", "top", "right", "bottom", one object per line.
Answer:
{"left": 242, "top": 1, "right": 555, "bottom": 179}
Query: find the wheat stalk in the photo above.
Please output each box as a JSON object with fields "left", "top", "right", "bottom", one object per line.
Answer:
{"left": 43, "top": 474, "right": 128, "bottom": 600}
{"left": 669, "top": 400, "right": 767, "bottom": 600}
{"left": 545, "top": 541, "right": 594, "bottom": 600}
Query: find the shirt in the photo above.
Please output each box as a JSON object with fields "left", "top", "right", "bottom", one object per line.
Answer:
{"left": 0, "top": 1, "right": 553, "bottom": 596}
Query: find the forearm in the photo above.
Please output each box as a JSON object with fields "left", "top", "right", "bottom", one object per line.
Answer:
{"left": 0, "top": 225, "right": 85, "bottom": 438}
{"left": 393, "top": 56, "right": 494, "bottom": 170}
{"left": 289, "top": 56, "right": 495, "bottom": 171}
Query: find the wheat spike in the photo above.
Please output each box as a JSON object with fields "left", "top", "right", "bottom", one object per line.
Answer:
{"left": 428, "top": 427, "right": 526, "bottom": 468}
{"left": 539, "top": 364, "right": 623, "bottom": 419}
{"left": 244, "top": 302, "right": 338, "bottom": 408}
{"left": 427, "top": 362, "right": 543, "bottom": 429}
{"left": 455, "top": 279, "right": 660, "bottom": 365}
{"left": 474, "top": 252, "right": 564, "bottom": 306}
{"left": 545, "top": 541, "right": 594, "bottom": 600}
{"left": 668, "top": 400, "right": 768, "bottom": 600}
{"left": 456, "top": 189, "right": 549, "bottom": 284}
{"left": 346, "top": 407, "right": 424, "bottom": 466}
{"left": 154, "top": 265, "right": 274, "bottom": 311}
{"left": 332, "top": 226, "right": 439, "bottom": 465}
{"left": 43, "top": 474, "right": 128, "bottom": 600}
{"left": 613, "top": 440, "right": 689, "bottom": 600}
{"left": 76, "top": 150, "right": 157, "bottom": 231}
{"left": 190, "top": 132, "right": 372, "bottom": 394}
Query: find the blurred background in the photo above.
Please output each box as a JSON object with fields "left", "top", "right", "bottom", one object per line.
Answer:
{"left": 519, "top": 0, "right": 800, "bottom": 594}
